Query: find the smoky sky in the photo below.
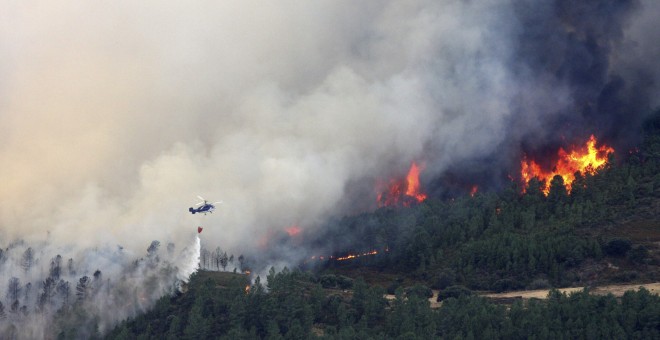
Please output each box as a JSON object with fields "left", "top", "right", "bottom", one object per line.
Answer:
{"left": 1, "top": 0, "right": 658, "bottom": 261}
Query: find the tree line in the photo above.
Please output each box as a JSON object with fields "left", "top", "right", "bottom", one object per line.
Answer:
{"left": 198, "top": 246, "right": 247, "bottom": 274}
{"left": 107, "top": 267, "right": 660, "bottom": 339}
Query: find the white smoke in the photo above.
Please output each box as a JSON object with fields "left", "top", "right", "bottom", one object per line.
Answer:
{"left": 0, "top": 1, "right": 522, "bottom": 255}
{"left": 0, "top": 232, "right": 202, "bottom": 338}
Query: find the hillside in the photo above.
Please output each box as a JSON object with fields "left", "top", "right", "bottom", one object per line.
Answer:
{"left": 104, "top": 112, "right": 660, "bottom": 339}
{"left": 106, "top": 270, "right": 660, "bottom": 339}
{"left": 311, "top": 112, "right": 660, "bottom": 293}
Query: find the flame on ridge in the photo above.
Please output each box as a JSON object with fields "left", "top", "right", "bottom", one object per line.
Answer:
{"left": 304, "top": 248, "right": 389, "bottom": 265}
{"left": 521, "top": 135, "right": 614, "bottom": 195}
{"left": 336, "top": 250, "right": 378, "bottom": 261}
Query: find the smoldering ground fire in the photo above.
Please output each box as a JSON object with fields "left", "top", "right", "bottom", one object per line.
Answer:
{"left": 1, "top": 0, "right": 659, "bottom": 337}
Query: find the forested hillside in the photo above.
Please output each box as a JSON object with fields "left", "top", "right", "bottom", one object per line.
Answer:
{"left": 313, "top": 111, "right": 660, "bottom": 292}
{"left": 107, "top": 269, "right": 660, "bottom": 339}
{"left": 106, "top": 112, "right": 660, "bottom": 339}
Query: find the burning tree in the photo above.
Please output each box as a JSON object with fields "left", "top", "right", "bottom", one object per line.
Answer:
{"left": 377, "top": 162, "right": 427, "bottom": 207}
{"left": 521, "top": 135, "right": 614, "bottom": 195}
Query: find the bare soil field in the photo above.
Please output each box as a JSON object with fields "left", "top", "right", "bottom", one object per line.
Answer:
{"left": 483, "top": 282, "right": 660, "bottom": 300}
{"left": 384, "top": 292, "right": 444, "bottom": 309}
{"left": 384, "top": 282, "right": 660, "bottom": 309}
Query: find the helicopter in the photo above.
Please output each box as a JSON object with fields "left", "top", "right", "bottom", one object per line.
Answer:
{"left": 189, "top": 196, "right": 222, "bottom": 215}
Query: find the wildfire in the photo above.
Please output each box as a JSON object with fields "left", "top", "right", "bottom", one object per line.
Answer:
{"left": 304, "top": 248, "right": 388, "bottom": 264}
{"left": 377, "top": 162, "right": 427, "bottom": 207}
{"left": 336, "top": 250, "right": 378, "bottom": 261}
{"left": 521, "top": 135, "right": 614, "bottom": 195}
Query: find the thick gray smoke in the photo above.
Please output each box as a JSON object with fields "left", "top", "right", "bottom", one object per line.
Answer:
{"left": 1, "top": 0, "right": 658, "bottom": 336}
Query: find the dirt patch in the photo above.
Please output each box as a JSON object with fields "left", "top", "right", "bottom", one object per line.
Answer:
{"left": 483, "top": 282, "right": 660, "bottom": 300}
{"left": 384, "top": 290, "right": 443, "bottom": 308}
{"left": 429, "top": 290, "right": 441, "bottom": 308}
{"left": 605, "top": 219, "right": 660, "bottom": 244}
{"left": 383, "top": 283, "right": 660, "bottom": 307}
{"left": 589, "top": 282, "right": 660, "bottom": 296}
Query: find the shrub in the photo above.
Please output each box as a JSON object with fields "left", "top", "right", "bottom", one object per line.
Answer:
{"left": 629, "top": 245, "right": 649, "bottom": 263}
{"left": 320, "top": 274, "right": 337, "bottom": 288}
{"left": 612, "top": 271, "right": 639, "bottom": 283}
{"left": 527, "top": 278, "right": 552, "bottom": 290}
{"left": 336, "top": 275, "right": 354, "bottom": 289}
{"left": 387, "top": 281, "right": 401, "bottom": 295}
{"left": 603, "top": 239, "right": 632, "bottom": 257}
{"left": 433, "top": 269, "right": 456, "bottom": 290}
{"left": 437, "top": 285, "right": 472, "bottom": 302}
{"left": 491, "top": 279, "right": 523, "bottom": 293}
{"left": 405, "top": 284, "right": 433, "bottom": 299}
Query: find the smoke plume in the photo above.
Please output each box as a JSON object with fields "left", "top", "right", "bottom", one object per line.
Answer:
{"left": 1, "top": 0, "right": 658, "bottom": 336}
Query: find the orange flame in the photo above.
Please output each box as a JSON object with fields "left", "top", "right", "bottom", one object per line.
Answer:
{"left": 303, "top": 247, "right": 389, "bottom": 265}
{"left": 377, "top": 162, "right": 427, "bottom": 207}
{"left": 521, "top": 135, "right": 614, "bottom": 195}
{"left": 336, "top": 250, "right": 378, "bottom": 261}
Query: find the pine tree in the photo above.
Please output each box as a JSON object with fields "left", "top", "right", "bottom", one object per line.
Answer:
{"left": 220, "top": 251, "right": 229, "bottom": 271}
{"left": 67, "top": 258, "right": 76, "bottom": 276}
{"left": 184, "top": 298, "right": 210, "bottom": 339}
{"left": 49, "top": 255, "right": 63, "bottom": 280}
{"left": 6, "top": 277, "right": 22, "bottom": 305}
{"left": 114, "top": 325, "right": 132, "bottom": 340}
{"left": 76, "top": 276, "right": 90, "bottom": 301}
{"left": 57, "top": 280, "right": 71, "bottom": 308}
{"left": 286, "top": 319, "right": 305, "bottom": 340}
{"left": 21, "top": 247, "right": 34, "bottom": 273}
{"left": 548, "top": 175, "right": 568, "bottom": 214}
{"left": 23, "top": 282, "right": 32, "bottom": 306}
{"left": 39, "top": 277, "right": 57, "bottom": 310}
{"left": 266, "top": 320, "right": 284, "bottom": 340}
{"left": 166, "top": 315, "right": 181, "bottom": 340}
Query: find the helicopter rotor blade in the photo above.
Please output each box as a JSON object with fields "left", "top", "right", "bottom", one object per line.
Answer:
{"left": 197, "top": 195, "right": 205, "bottom": 201}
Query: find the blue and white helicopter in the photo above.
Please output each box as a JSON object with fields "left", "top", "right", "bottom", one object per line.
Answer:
{"left": 189, "top": 196, "right": 222, "bottom": 215}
